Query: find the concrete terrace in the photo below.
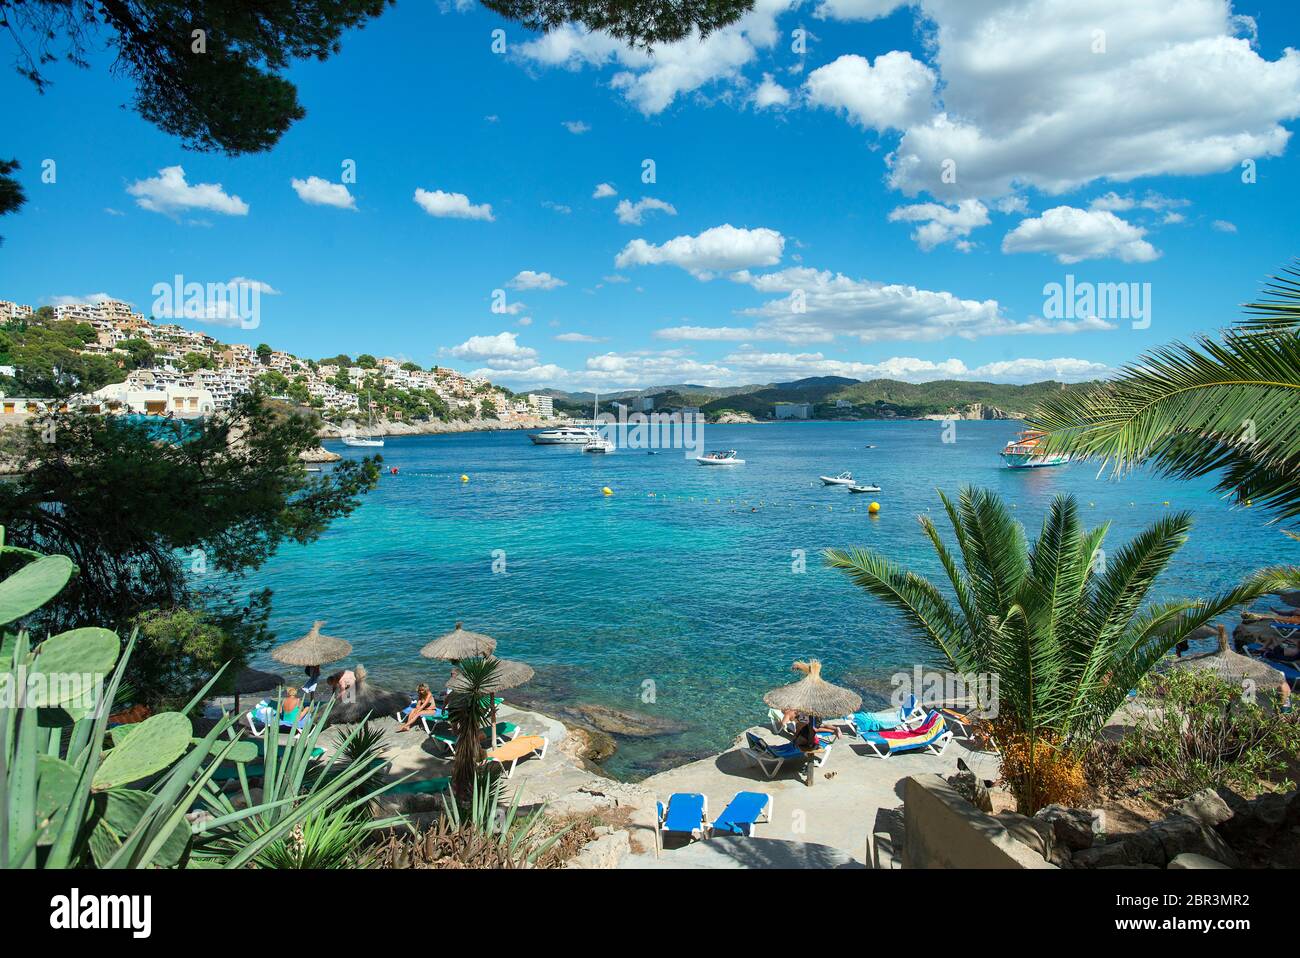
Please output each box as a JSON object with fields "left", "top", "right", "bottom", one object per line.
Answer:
{"left": 315, "top": 702, "right": 1000, "bottom": 868}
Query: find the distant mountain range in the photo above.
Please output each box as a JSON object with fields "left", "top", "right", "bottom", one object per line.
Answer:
{"left": 541, "top": 377, "right": 1099, "bottom": 421}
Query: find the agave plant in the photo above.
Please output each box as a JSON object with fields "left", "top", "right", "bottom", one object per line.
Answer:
{"left": 191, "top": 707, "right": 406, "bottom": 868}
{"left": 1030, "top": 259, "right": 1300, "bottom": 527}
{"left": 825, "top": 488, "right": 1297, "bottom": 812}
{"left": 374, "top": 773, "right": 565, "bottom": 868}
{"left": 0, "top": 525, "right": 407, "bottom": 868}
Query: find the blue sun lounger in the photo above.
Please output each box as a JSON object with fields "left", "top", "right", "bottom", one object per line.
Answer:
{"left": 711, "top": 792, "right": 773, "bottom": 837}
{"left": 656, "top": 793, "right": 709, "bottom": 849}
{"left": 742, "top": 732, "right": 830, "bottom": 779}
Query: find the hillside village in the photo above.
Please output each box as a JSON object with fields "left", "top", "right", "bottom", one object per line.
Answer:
{"left": 0, "top": 298, "right": 555, "bottom": 425}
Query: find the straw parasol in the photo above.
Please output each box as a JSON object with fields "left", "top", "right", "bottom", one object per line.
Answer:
{"left": 445, "top": 657, "right": 534, "bottom": 747}
{"left": 270, "top": 620, "right": 352, "bottom": 667}
{"left": 420, "top": 621, "right": 497, "bottom": 661}
{"left": 445, "top": 658, "right": 534, "bottom": 694}
{"left": 763, "top": 660, "right": 862, "bottom": 720}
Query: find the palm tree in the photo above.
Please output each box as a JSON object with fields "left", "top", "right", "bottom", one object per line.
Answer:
{"left": 1029, "top": 260, "right": 1300, "bottom": 528}
{"left": 825, "top": 487, "right": 1294, "bottom": 812}
{"left": 446, "top": 656, "right": 502, "bottom": 802}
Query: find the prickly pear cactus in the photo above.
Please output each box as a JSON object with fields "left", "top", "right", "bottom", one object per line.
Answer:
{"left": 93, "top": 712, "right": 193, "bottom": 790}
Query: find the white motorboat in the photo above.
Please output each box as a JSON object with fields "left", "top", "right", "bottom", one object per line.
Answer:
{"left": 819, "top": 471, "right": 854, "bottom": 485}
{"left": 848, "top": 483, "right": 881, "bottom": 493}
{"left": 696, "top": 449, "right": 744, "bottom": 465}
{"left": 529, "top": 425, "right": 599, "bottom": 445}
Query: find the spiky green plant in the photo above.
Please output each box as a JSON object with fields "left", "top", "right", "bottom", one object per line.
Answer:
{"left": 0, "top": 525, "right": 407, "bottom": 868}
{"left": 1029, "top": 259, "right": 1300, "bottom": 527}
{"left": 825, "top": 488, "right": 1298, "bottom": 811}
{"left": 447, "top": 657, "right": 502, "bottom": 802}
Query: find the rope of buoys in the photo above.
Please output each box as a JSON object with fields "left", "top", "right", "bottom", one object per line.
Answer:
{"left": 602, "top": 486, "right": 613, "bottom": 496}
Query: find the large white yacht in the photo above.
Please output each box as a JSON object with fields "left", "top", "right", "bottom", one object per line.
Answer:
{"left": 528, "top": 425, "right": 599, "bottom": 445}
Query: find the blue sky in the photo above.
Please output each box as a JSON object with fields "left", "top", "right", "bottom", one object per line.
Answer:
{"left": 3, "top": 0, "right": 1299, "bottom": 390}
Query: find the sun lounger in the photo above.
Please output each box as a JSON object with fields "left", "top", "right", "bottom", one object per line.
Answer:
{"left": 431, "top": 721, "right": 520, "bottom": 752}
{"left": 246, "top": 701, "right": 313, "bottom": 738}
{"left": 484, "top": 735, "right": 547, "bottom": 777}
{"left": 1270, "top": 621, "right": 1300, "bottom": 641}
{"left": 383, "top": 776, "right": 452, "bottom": 796}
{"left": 395, "top": 698, "right": 449, "bottom": 733}
{"left": 656, "top": 793, "right": 709, "bottom": 848}
{"left": 938, "top": 706, "right": 980, "bottom": 738}
{"left": 859, "top": 711, "right": 952, "bottom": 759}
{"left": 741, "top": 731, "right": 829, "bottom": 779}
{"left": 711, "top": 791, "right": 773, "bottom": 837}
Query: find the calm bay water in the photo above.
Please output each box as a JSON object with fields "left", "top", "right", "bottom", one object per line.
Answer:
{"left": 246, "top": 421, "right": 1299, "bottom": 778}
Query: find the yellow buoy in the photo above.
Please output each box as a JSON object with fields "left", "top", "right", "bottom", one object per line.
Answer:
{"left": 602, "top": 486, "right": 613, "bottom": 496}
{"left": 868, "top": 501, "right": 881, "bottom": 514}
{"left": 460, "top": 474, "right": 469, "bottom": 482}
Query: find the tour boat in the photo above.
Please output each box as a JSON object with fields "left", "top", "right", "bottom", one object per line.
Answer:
{"left": 820, "top": 471, "right": 854, "bottom": 485}
{"left": 847, "top": 483, "right": 881, "bottom": 493}
{"left": 696, "top": 449, "right": 744, "bottom": 465}
{"left": 1000, "top": 429, "right": 1070, "bottom": 469}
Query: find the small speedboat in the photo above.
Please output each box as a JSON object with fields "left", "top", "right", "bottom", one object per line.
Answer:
{"left": 848, "top": 483, "right": 881, "bottom": 493}
{"left": 697, "top": 449, "right": 744, "bottom": 465}
{"left": 820, "top": 471, "right": 854, "bottom": 485}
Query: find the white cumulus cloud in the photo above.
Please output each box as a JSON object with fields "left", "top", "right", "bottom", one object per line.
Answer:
{"left": 413, "top": 188, "right": 494, "bottom": 221}
{"left": 290, "top": 176, "right": 356, "bottom": 209}
{"left": 1001, "top": 206, "right": 1160, "bottom": 263}
{"left": 888, "top": 199, "right": 990, "bottom": 251}
{"left": 615, "top": 224, "right": 785, "bottom": 278}
{"left": 614, "top": 197, "right": 678, "bottom": 225}
{"left": 127, "top": 166, "right": 248, "bottom": 217}
{"left": 508, "top": 270, "right": 567, "bottom": 290}
{"left": 805, "top": 51, "right": 937, "bottom": 131}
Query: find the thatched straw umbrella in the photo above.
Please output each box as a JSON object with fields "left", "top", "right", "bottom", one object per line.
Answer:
{"left": 763, "top": 659, "right": 862, "bottom": 717}
{"left": 763, "top": 660, "right": 862, "bottom": 787}
{"left": 420, "top": 622, "right": 497, "bottom": 662}
{"left": 445, "top": 657, "right": 535, "bottom": 747}
{"left": 1165, "top": 624, "right": 1291, "bottom": 707}
{"left": 270, "top": 620, "right": 352, "bottom": 667}
{"left": 324, "top": 664, "right": 410, "bottom": 726}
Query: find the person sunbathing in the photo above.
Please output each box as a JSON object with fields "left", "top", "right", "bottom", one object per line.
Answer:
{"left": 396, "top": 683, "right": 440, "bottom": 732}
{"left": 279, "top": 687, "right": 304, "bottom": 720}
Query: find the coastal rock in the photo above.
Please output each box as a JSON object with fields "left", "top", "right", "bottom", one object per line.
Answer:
{"left": 1168, "top": 853, "right": 1229, "bottom": 869}
{"left": 316, "top": 416, "right": 549, "bottom": 440}
{"left": 1170, "top": 789, "right": 1234, "bottom": 828}
{"left": 713, "top": 411, "right": 760, "bottom": 424}
{"left": 300, "top": 445, "right": 341, "bottom": 463}
{"left": 1276, "top": 590, "right": 1300, "bottom": 609}
{"left": 1034, "top": 805, "right": 1104, "bottom": 851}
{"left": 558, "top": 723, "right": 618, "bottom": 765}
{"left": 573, "top": 703, "right": 688, "bottom": 738}
{"left": 565, "top": 829, "right": 631, "bottom": 869}
{"left": 1149, "top": 815, "right": 1241, "bottom": 868}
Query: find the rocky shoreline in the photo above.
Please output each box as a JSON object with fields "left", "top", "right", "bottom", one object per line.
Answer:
{"left": 316, "top": 416, "right": 549, "bottom": 440}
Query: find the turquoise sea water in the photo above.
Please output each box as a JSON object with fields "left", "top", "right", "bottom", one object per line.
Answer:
{"left": 246, "top": 421, "right": 1299, "bottom": 778}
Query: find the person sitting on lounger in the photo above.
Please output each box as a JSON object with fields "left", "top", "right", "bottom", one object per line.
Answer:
{"left": 279, "top": 687, "right": 304, "bottom": 720}
{"left": 396, "top": 683, "right": 440, "bottom": 733}
{"left": 791, "top": 714, "right": 840, "bottom": 750}
{"left": 1258, "top": 632, "right": 1300, "bottom": 660}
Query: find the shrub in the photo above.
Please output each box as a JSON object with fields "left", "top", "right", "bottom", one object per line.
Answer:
{"left": 1120, "top": 669, "right": 1300, "bottom": 802}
